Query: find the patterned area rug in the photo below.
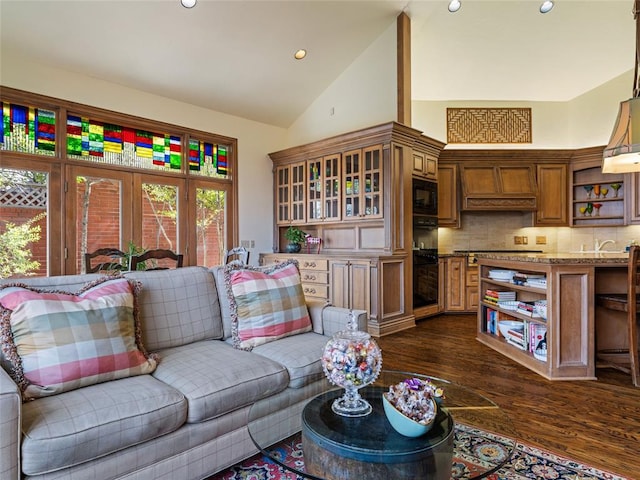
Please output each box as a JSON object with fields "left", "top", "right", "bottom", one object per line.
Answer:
{"left": 211, "top": 423, "right": 630, "bottom": 480}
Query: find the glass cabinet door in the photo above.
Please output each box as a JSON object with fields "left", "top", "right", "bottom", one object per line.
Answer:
{"left": 275, "top": 165, "right": 290, "bottom": 224}
{"left": 290, "top": 162, "right": 306, "bottom": 223}
{"left": 323, "top": 154, "right": 341, "bottom": 221}
{"left": 307, "top": 158, "right": 322, "bottom": 221}
{"left": 362, "top": 145, "right": 383, "bottom": 218}
{"left": 343, "top": 149, "right": 361, "bottom": 219}
{"left": 343, "top": 146, "right": 383, "bottom": 220}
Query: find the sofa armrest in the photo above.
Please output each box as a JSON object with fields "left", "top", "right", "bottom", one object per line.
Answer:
{"left": 0, "top": 367, "right": 21, "bottom": 480}
{"left": 321, "top": 307, "right": 368, "bottom": 337}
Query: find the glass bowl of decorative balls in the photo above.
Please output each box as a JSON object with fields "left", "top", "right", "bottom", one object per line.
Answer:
{"left": 382, "top": 377, "right": 445, "bottom": 437}
{"left": 322, "top": 311, "right": 382, "bottom": 417}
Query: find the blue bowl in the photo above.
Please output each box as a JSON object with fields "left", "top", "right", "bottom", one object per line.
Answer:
{"left": 382, "top": 394, "right": 437, "bottom": 437}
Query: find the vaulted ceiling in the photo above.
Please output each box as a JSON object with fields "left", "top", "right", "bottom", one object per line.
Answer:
{"left": 0, "top": 0, "right": 634, "bottom": 128}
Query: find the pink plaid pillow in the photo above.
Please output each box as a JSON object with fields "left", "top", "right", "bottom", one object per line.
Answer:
{"left": 224, "top": 260, "right": 312, "bottom": 350}
{"left": 0, "top": 277, "right": 157, "bottom": 400}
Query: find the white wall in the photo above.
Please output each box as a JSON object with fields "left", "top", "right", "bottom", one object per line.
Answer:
{"left": 0, "top": 53, "right": 286, "bottom": 263}
{"left": 411, "top": 69, "right": 634, "bottom": 150}
{"left": 286, "top": 21, "right": 398, "bottom": 147}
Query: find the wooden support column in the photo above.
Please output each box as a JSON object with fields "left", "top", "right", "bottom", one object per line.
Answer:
{"left": 397, "top": 12, "right": 411, "bottom": 126}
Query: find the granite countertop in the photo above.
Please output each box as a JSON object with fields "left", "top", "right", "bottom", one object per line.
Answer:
{"left": 473, "top": 251, "right": 629, "bottom": 265}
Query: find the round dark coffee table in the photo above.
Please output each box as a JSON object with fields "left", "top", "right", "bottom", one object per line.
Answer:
{"left": 247, "top": 370, "right": 517, "bottom": 480}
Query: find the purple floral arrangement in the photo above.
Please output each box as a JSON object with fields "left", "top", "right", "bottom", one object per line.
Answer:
{"left": 384, "top": 377, "right": 444, "bottom": 425}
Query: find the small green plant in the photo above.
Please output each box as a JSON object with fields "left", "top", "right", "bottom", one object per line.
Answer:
{"left": 284, "top": 226, "right": 306, "bottom": 245}
{"left": 124, "top": 241, "right": 147, "bottom": 270}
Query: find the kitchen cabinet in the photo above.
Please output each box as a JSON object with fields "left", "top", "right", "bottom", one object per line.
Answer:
{"left": 629, "top": 172, "right": 640, "bottom": 224}
{"left": 329, "top": 259, "right": 371, "bottom": 312}
{"left": 535, "top": 163, "right": 568, "bottom": 226}
{"left": 437, "top": 163, "right": 459, "bottom": 228}
{"left": 570, "top": 152, "right": 625, "bottom": 227}
{"left": 443, "top": 256, "right": 466, "bottom": 312}
{"left": 466, "top": 264, "right": 479, "bottom": 310}
{"left": 268, "top": 123, "right": 445, "bottom": 337}
{"left": 412, "top": 150, "right": 437, "bottom": 180}
{"left": 441, "top": 256, "right": 477, "bottom": 313}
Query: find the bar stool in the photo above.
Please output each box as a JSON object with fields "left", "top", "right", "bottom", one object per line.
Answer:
{"left": 595, "top": 245, "right": 640, "bottom": 387}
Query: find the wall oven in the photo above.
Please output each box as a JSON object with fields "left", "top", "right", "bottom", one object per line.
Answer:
{"left": 413, "top": 214, "right": 438, "bottom": 309}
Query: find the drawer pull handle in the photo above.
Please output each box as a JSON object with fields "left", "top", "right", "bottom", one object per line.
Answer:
{"left": 303, "top": 262, "right": 317, "bottom": 268}
{"left": 304, "top": 288, "right": 316, "bottom": 294}
{"left": 304, "top": 275, "right": 316, "bottom": 281}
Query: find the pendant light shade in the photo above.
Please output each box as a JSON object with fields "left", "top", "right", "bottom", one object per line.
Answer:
{"left": 602, "top": 98, "right": 640, "bottom": 173}
{"left": 603, "top": 0, "right": 640, "bottom": 173}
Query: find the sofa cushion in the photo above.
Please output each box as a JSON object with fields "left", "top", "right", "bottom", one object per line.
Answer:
{"left": 151, "top": 340, "right": 289, "bottom": 423}
{"left": 210, "top": 265, "right": 233, "bottom": 339}
{"left": 0, "top": 277, "right": 157, "bottom": 400}
{"left": 125, "top": 266, "right": 223, "bottom": 350}
{"left": 20, "top": 374, "right": 186, "bottom": 476}
{"left": 224, "top": 261, "right": 312, "bottom": 350}
{"left": 252, "top": 331, "right": 327, "bottom": 388}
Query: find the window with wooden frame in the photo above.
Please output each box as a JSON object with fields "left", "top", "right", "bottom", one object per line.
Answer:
{"left": 0, "top": 87, "right": 238, "bottom": 276}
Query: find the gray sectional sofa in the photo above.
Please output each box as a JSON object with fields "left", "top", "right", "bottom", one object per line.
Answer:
{"left": 0, "top": 265, "right": 365, "bottom": 480}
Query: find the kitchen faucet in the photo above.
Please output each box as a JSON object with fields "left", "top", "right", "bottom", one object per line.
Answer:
{"left": 594, "top": 239, "right": 615, "bottom": 252}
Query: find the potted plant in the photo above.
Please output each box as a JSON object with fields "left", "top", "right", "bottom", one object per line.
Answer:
{"left": 284, "top": 226, "right": 306, "bottom": 253}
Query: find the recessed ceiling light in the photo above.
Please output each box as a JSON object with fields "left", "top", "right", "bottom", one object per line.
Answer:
{"left": 181, "top": 0, "right": 196, "bottom": 8}
{"left": 540, "top": 1, "right": 554, "bottom": 14}
{"left": 294, "top": 49, "right": 307, "bottom": 60}
{"left": 448, "top": 0, "right": 461, "bottom": 13}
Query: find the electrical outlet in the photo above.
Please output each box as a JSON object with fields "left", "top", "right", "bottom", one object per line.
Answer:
{"left": 240, "top": 240, "right": 250, "bottom": 248}
{"left": 536, "top": 236, "right": 547, "bottom": 245}
{"left": 522, "top": 236, "right": 528, "bottom": 245}
{"left": 250, "top": 240, "right": 255, "bottom": 248}
{"left": 514, "top": 236, "right": 523, "bottom": 245}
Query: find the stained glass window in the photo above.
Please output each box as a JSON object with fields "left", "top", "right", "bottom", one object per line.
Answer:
{"left": 0, "top": 102, "right": 56, "bottom": 156}
{"left": 188, "top": 139, "right": 229, "bottom": 178}
{"left": 66, "top": 115, "right": 182, "bottom": 171}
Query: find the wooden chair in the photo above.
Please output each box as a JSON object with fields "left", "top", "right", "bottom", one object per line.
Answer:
{"left": 84, "top": 248, "right": 126, "bottom": 273}
{"left": 130, "top": 249, "right": 184, "bottom": 271}
{"left": 223, "top": 246, "right": 250, "bottom": 266}
{"left": 595, "top": 245, "right": 640, "bottom": 387}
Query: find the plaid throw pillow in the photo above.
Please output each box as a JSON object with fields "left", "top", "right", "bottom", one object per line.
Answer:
{"left": 0, "top": 276, "right": 157, "bottom": 400}
{"left": 224, "top": 260, "right": 312, "bottom": 350}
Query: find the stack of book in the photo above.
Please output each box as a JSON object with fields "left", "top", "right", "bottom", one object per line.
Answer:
{"left": 515, "top": 301, "right": 543, "bottom": 318}
{"left": 483, "top": 289, "right": 516, "bottom": 306}
{"left": 505, "top": 324, "right": 526, "bottom": 350}
{"left": 512, "top": 272, "right": 547, "bottom": 288}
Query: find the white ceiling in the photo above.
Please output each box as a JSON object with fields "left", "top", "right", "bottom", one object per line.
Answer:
{"left": 0, "top": 0, "right": 635, "bottom": 128}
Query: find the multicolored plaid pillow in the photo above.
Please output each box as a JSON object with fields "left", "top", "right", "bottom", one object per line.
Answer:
{"left": 224, "top": 260, "right": 312, "bottom": 350}
{"left": 0, "top": 276, "right": 157, "bottom": 400}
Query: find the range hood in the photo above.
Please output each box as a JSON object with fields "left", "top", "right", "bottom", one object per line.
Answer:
{"left": 459, "top": 164, "right": 538, "bottom": 211}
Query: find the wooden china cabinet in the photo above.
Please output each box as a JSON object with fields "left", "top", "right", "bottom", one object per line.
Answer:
{"left": 261, "top": 122, "right": 445, "bottom": 337}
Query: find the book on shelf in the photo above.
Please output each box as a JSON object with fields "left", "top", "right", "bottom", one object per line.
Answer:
{"left": 485, "top": 308, "right": 516, "bottom": 335}
{"left": 485, "top": 289, "right": 516, "bottom": 300}
{"left": 515, "top": 301, "right": 543, "bottom": 318}
{"left": 506, "top": 337, "right": 527, "bottom": 350}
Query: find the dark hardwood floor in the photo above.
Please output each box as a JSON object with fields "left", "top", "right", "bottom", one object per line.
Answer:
{"left": 377, "top": 314, "right": 639, "bottom": 480}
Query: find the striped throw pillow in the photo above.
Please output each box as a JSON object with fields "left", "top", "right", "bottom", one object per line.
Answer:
{"left": 225, "top": 260, "right": 312, "bottom": 350}
{"left": 0, "top": 277, "right": 157, "bottom": 400}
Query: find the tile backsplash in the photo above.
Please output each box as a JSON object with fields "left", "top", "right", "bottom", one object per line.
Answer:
{"left": 438, "top": 211, "right": 640, "bottom": 253}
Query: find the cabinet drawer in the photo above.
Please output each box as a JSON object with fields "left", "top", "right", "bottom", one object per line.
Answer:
{"left": 300, "top": 270, "right": 329, "bottom": 284}
{"left": 298, "top": 259, "right": 328, "bottom": 271}
{"left": 302, "top": 283, "right": 329, "bottom": 300}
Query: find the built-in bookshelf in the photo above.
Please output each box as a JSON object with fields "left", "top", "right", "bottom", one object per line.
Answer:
{"left": 477, "top": 263, "right": 552, "bottom": 378}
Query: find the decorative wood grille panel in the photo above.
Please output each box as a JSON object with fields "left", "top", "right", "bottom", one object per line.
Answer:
{"left": 447, "top": 108, "right": 532, "bottom": 144}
